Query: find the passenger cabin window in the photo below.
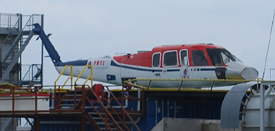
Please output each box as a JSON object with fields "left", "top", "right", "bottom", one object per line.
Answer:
{"left": 206, "top": 48, "right": 236, "bottom": 66}
{"left": 163, "top": 51, "right": 178, "bottom": 66}
{"left": 192, "top": 50, "right": 209, "bottom": 66}
{"left": 152, "top": 53, "right": 160, "bottom": 67}
{"left": 180, "top": 50, "right": 188, "bottom": 66}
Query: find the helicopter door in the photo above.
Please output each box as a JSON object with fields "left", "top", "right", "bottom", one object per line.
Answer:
{"left": 180, "top": 50, "right": 189, "bottom": 77}
{"left": 179, "top": 50, "right": 189, "bottom": 86}
{"left": 151, "top": 52, "right": 161, "bottom": 78}
{"left": 151, "top": 50, "right": 179, "bottom": 87}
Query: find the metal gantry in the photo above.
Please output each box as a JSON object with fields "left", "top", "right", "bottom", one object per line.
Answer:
{"left": 0, "top": 13, "right": 43, "bottom": 86}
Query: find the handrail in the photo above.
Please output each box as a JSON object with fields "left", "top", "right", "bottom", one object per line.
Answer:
{"left": 132, "top": 78, "right": 254, "bottom": 82}
{"left": 1, "top": 14, "right": 35, "bottom": 63}
{"left": 20, "top": 65, "right": 32, "bottom": 83}
{"left": 54, "top": 65, "right": 73, "bottom": 90}
{"left": 86, "top": 99, "right": 114, "bottom": 130}
{"left": 75, "top": 65, "right": 93, "bottom": 87}
{"left": 85, "top": 85, "right": 123, "bottom": 131}
{"left": 0, "top": 83, "right": 23, "bottom": 90}
{"left": 106, "top": 86, "right": 141, "bottom": 131}
{"left": 19, "top": 64, "right": 42, "bottom": 86}
{"left": 0, "top": 19, "right": 20, "bottom": 49}
{"left": 125, "top": 78, "right": 268, "bottom": 90}
{"left": 103, "top": 98, "right": 131, "bottom": 130}
{"left": 0, "top": 83, "right": 17, "bottom": 87}
{"left": 61, "top": 77, "right": 73, "bottom": 90}
{"left": 55, "top": 88, "right": 69, "bottom": 110}
{"left": 0, "top": 13, "right": 20, "bottom": 28}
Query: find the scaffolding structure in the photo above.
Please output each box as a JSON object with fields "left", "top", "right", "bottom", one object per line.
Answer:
{"left": 0, "top": 84, "right": 144, "bottom": 131}
{"left": 0, "top": 13, "right": 43, "bottom": 131}
{"left": 0, "top": 13, "right": 43, "bottom": 86}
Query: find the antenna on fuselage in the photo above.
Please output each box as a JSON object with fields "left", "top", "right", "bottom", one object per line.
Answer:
{"left": 116, "top": 53, "right": 133, "bottom": 55}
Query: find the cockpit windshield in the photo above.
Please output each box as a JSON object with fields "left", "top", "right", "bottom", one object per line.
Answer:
{"left": 206, "top": 48, "right": 236, "bottom": 66}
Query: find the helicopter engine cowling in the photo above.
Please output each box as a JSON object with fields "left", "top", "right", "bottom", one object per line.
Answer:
{"left": 225, "top": 62, "right": 258, "bottom": 80}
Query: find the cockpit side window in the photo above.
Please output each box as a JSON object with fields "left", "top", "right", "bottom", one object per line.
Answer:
{"left": 192, "top": 50, "right": 209, "bottom": 66}
{"left": 152, "top": 53, "right": 161, "bottom": 67}
{"left": 206, "top": 48, "right": 236, "bottom": 66}
{"left": 180, "top": 50, "right": 188, "bottom": 66}
{"left": 163, "top": 51, "right": 178, "bottom": 66}
{"left": 207, "top": 49, "right": 223, "bottom": 66}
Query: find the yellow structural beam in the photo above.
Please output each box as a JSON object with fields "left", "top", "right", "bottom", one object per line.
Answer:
{"left": 123, "top": 78, "right": 271, "bottom": 91}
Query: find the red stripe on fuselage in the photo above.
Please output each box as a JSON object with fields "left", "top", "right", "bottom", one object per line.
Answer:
{"left": 113, "top": 51, "right": 153, "bottom": 67}
{"left": 113, "top": 44, "right": 223, "bottom": 67}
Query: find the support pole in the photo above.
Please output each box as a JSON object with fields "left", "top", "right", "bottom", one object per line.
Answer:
{"left": 34, "top": 116, "right": 40, "bottom": 131}
{"left": 260, "top": 84, "right": 265, "bottom": 131}
{"left": 79, "top": 114, "right": 86, "bottom": 131}
{"left": 79, "top": 85, "right": 86, "bottom": 131}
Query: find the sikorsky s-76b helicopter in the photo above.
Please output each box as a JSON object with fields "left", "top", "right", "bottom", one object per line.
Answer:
{"left": 32, "top": 23, "right": 258, "bottom": 88}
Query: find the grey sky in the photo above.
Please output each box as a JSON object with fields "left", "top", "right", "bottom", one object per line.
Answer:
{"left": 1, "top": 1, "right": 275, "bottom": 86}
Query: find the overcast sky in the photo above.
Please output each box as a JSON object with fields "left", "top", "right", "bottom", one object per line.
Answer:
{"left": 1, "top": 1, "right": 275, "bottom": 87}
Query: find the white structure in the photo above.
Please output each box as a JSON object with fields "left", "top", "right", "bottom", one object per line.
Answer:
{"left": 0, "top": 94, "right": 49, "bottom": 111}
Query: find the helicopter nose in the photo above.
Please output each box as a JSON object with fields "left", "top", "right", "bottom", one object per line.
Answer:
{"left": 241, "top": 67, "right": 258, "bottom": 80}
{"left": 226, "top": 62, "right": 258, "bottom": 80}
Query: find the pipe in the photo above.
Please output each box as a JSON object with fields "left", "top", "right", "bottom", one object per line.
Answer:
{"left": 137, "top": 88, "right": 141, "bottom": 111}
{"left": 155, "top": 98, "right": 158, "bottom": 125}
{"left": 50, "top": 88, "right": 54, "bottom": 109}
{"left": 260, "top": 84, "right": 265, "bottom": 131}
{"left": 167, "top": 100, "right": 169, "bottom": 117}
{"left": 162, "top": 100, "right": 164, "bottom": 118}
{"left": 174, "top": 101, "right": 176, "bottom": 118}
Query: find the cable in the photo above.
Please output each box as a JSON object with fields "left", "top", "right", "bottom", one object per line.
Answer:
{"left": 262, "top": 7, "right": 275, "bottom": 79}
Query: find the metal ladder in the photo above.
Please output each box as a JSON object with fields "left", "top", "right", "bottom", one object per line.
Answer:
{"left": 0, "top": 31, "right": 34, "bottom": 83}
{"left": 0, "top": 15, "right": 36, "bottom": 83}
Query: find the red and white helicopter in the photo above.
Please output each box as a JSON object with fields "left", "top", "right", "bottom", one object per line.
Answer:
{"left": 33, "top": 24, "right": 258, "bottom": 88}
